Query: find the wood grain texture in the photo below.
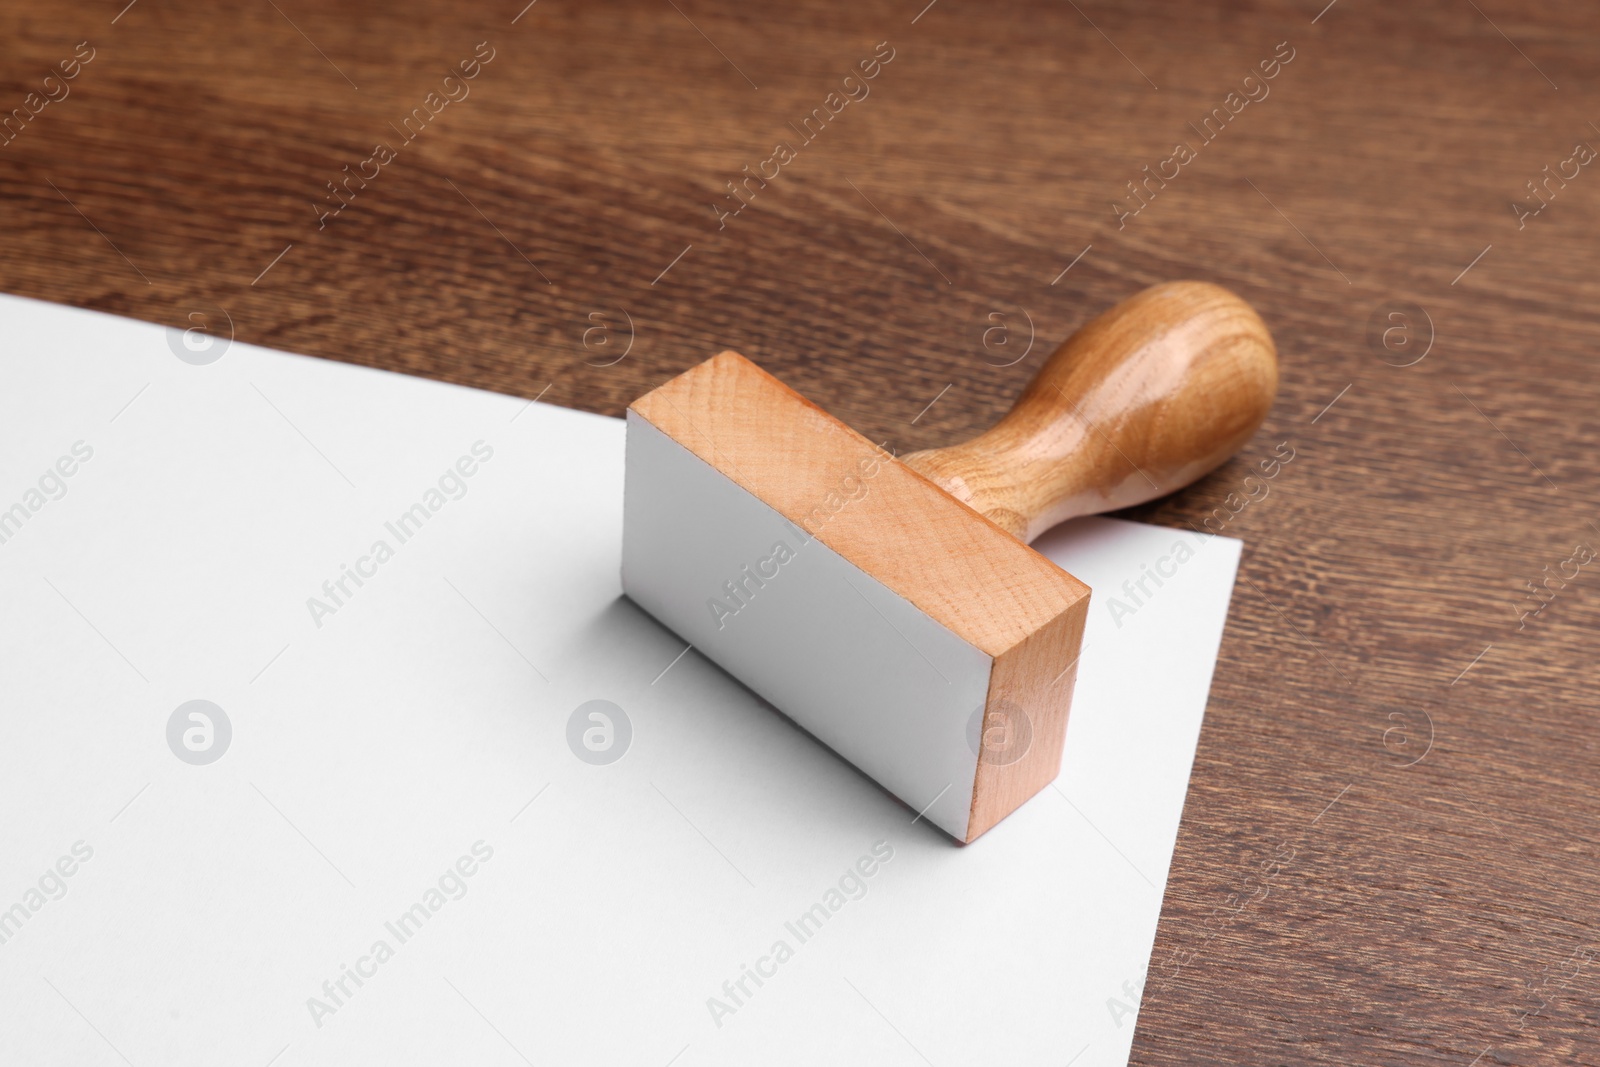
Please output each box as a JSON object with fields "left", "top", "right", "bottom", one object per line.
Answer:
{"left": 903, "top": 281, "right": 1277, "bottom": 540}
{"left": 629, "top": 350, "right": 1090, "bottom": 842}
{"left": 967, "top": 599, "right": 1085, "bottom": 842}
{"left": 4, "top": 0, "right": 1599, "bottom": 1062}
{"left": 630, "top": 350, "right": 1090, "bottom": 656}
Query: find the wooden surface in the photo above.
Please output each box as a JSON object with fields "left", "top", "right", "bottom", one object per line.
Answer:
{"left": 629, "top": 350, "right": 1090, "bottom": 842}
{"left": 904, "top": 280, "right": 1278, "bottom": 540}
{"left": 4, "top": 0, "right": 1598, "bottom": 1061}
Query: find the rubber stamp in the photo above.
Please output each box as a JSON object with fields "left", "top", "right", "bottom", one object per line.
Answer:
{"left": 622, "top": 282, "right": 1276, "bottom": 841}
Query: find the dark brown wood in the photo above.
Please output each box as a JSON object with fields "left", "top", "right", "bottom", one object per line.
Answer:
{"left": 4, "top": 1, "right": 1598, "bottom": 1062}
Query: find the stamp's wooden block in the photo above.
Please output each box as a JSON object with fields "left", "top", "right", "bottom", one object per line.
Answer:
{"left": 623, "top": 282, "right": 1276, "bottom": 842}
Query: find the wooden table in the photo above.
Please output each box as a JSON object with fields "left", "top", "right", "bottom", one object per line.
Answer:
{"left": 5, "top": 1, "right": 1597, "bottom": 1061}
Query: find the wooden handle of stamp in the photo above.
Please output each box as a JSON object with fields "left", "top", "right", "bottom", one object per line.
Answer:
{"left": 901, "top": 281, "right": 1278, "bottom": 542}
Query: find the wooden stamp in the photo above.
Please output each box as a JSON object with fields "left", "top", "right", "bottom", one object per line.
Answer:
{"left": 622, "top": 282, "right": 1277, "bottom": 842}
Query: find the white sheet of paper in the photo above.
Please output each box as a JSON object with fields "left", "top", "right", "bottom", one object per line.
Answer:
{"left": 0, "top": 295, "right": 1240, "bottom": 1067}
